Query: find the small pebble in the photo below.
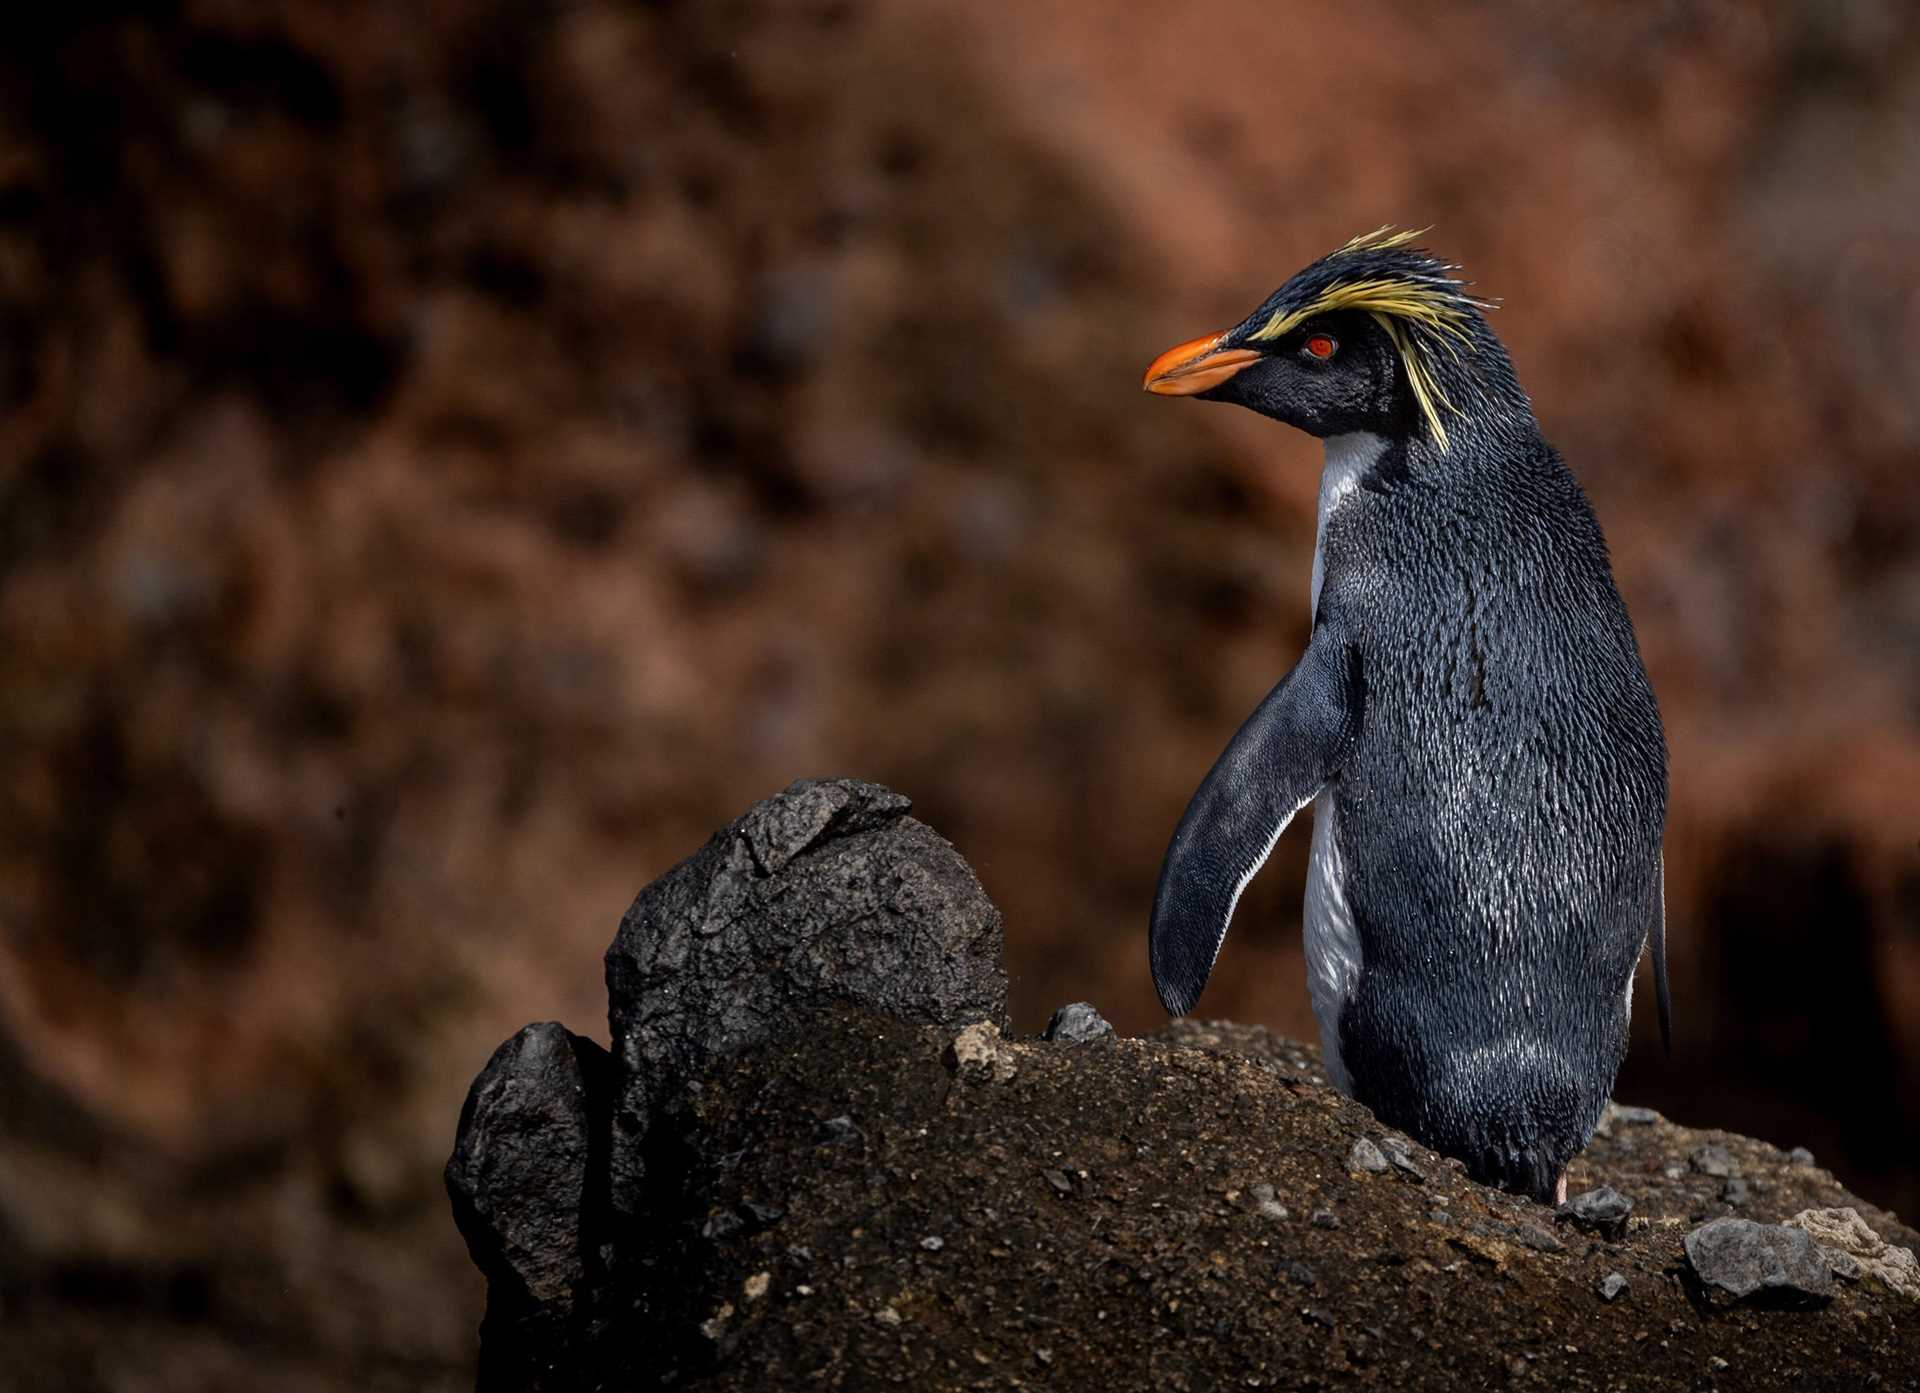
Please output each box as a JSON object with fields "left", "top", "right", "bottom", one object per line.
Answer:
{"left": 1043, "top": 1001, "right": 1115, "bottom": 1044}
{"left": 814, "top": 1116, "right": 861, "bottom": 1146}
{"left": 920, "top": 1235, "right": 945, "bottom": 1252}
{"left": 1610, "top": 1104, "right": 1661, "bottom": 1126}
{"left": 1720, "top": 1177, "right": 1750, "bottom": 1207}
{"left": 743, "top": 1200, "right": 786, "bottom": 1227}
{"left": 1690, "top": 1144, "right": 1738, "bottom": 1179}
{"left": 1349, "top": 1138, "right": 1390, "bottom": 1174}
{"left": 947, "top": 1022, "right": 1017, "bottom": 1084}
{"left": 1560, "top": 1185, "right": 1634, "bottom": 1237}
{"left": 1246, "top": 1182, "right": 1287, "bottom": 1220}
{"left": 875, "top": 1305, "right": 902, "bottom": 1327}
{"left": 1598, "top": 1272, "right": 1628, "bottom": 1301}
{"left": 1788, "top": 1146, "right": 1816, "bottom": 1166}
{"left": 1709, "top": 1356, "right": 1730, "bottom": 1372}
{"left": 743, "top": 1271, "right": 770, "bottom": 1301}
{"left": 1043, "top": 1169, "right": 1073, "bottom": 1197}
{"left": 1381, "top": 1139, "right": 1427, "bottom": 1182}
{"left": 1515, "top": 1225, "right": 1564, "bottom": 1253}
{"left": 1311, "top": 1209, "right": 1341, "bottom": 1230}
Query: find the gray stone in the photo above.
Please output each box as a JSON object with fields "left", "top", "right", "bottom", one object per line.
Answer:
{"left": 1683, "top": 1217, "right": 1833, "bottom": 1307}
{"left": 1380, "top": 1139, "right": 1427, "bottom": 1182}
{"left": 1721, "top": 1177, "right": 1750, "bottom": 1207}
{"left": 1826, "top": 1248, "right": 1863, "bottom": 1282}
{"left": 605, "top": 779, "right": 1007, "bottom": 1210}
{"left": 1788, "top": 1146, "right": 1816, "bottom": 1167}
{"left": 1689, "top": 1144, "right": 1738, "bottom": 1178}
{"left": 1043, "top": 1001, "right": 1114, "bottom": 1044}
{"left": 1609, "top": 1104, "right": 1662, "bottom": 1126}
{"left": 445, "top": 1022, "right": 612, "bottom": 1312}
{"left": 1348, "top": 1138, "right": 1390, "bottom": 1174}
{"left": 1559, "top": 1185, "right": 1634, "bottom": 1238}
{"left": 1597, "top": 1272, "right": 1628, "bottom": 1301}
{"left": 1311, "top": 1209, "right": 1341, "bottom": 1230}
{"left": 1246, "top": 1183, "right": 1288, "bottom": 1221}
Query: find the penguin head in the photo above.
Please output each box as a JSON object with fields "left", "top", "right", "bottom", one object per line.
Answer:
{"left": 1143, "top": 228, "right": 1522, "bottom": 450}
{"left": 1144, "top": 309, "right": 1410, "bottom": 438}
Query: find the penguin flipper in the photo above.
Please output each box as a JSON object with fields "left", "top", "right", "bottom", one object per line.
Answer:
{"left": 1652, "top": 856, "right": 1672, "bottom": 1056}
{"left": 1149, "top": 620, "right": 1365, "bottom": 1017}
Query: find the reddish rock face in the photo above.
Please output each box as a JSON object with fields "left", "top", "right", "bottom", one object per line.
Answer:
{"left": 2, "top": 3, "right": 1917, "bottom": 1387}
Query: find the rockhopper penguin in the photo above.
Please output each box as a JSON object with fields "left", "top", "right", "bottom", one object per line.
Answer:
{"left": 1142, "top": 228, "right": 1669, "bottom": 1205}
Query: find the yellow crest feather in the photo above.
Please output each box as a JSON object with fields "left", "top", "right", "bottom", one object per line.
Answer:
{"left": 1246, "top": 229, "right": 1477, "bottom": 448}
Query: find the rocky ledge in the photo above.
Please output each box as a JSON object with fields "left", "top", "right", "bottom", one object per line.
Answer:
{"left": 447, "top": 780, "right": 1919, "bottom": 1391}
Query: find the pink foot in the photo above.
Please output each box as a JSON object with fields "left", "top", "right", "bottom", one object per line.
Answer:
{"left": 1554, "top": 1171, "right": 1568, "bottom": 1206}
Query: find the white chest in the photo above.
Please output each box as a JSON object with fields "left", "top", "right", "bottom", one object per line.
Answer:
{"left": 1309, "top": 431, "right": 1386, "bottom": 619}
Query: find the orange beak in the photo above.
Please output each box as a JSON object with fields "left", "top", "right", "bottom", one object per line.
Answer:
{"left": 1142, "top": 333, "right": 1261, "bottom": 396}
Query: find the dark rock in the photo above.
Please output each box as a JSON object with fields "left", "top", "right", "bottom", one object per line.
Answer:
{"left": 1598, "top": 1272, "right": 1628, "bottom": 1301}
{"left": 1690, "top": 1144, "right": 1739, "bottom": 1178}
{"left": 605, "top": 778, "right": 1006, "bottom": 1205}
{"left": 1348, "top": 1138, "right": 1390, "bottom": 1174}
{"left": 445, "top": 1022, "right": 612, "bottom": 1314}
{"left": 813, "top": 1115, "right": 861, "bottom": 1146}
{"left": 446, "top": 1021, "right": 615, "bottom": 1390}
{"left": 1043, "top": 1001, "right": 1114, "bottom": 1044}
{"left": 448, "top": 788, "right": 1920, "bottom": 1391}
{"left": 1559, "top": 1185, "right": 1634, "bottom": 1238}
{"left": 1722, "top": 1177, "right": 1751, "bottom": 1207}
{"left": 741, "top": 1200, "right": 786, "bottom": 1229}
{"left": 1512, "top": 1224, "right": 1564, "bottom": 1254}
{"left": 1683, "top": 1217, "right": 1833, "bottom": 1307}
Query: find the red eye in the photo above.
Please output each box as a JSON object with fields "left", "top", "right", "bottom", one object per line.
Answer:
{"left": 1306, "top": 334, "right": 1336, "bottom": 360}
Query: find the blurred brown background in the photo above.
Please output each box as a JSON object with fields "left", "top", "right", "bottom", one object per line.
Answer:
{"left": 2, "top": 0, "right": 1918, "bottom": 1387}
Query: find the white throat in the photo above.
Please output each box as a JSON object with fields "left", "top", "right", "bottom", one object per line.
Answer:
{"left": 1310, "top": 432, "right": 1386, "bottom": 618}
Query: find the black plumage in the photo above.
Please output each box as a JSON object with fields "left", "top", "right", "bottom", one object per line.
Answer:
{"left": 1144, "top": 231, "right": 1669, "bottom": 1202}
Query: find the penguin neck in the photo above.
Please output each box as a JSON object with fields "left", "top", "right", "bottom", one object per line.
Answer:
{"left": 1310, "top": 431, "right": 1389, "bottom": 619}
